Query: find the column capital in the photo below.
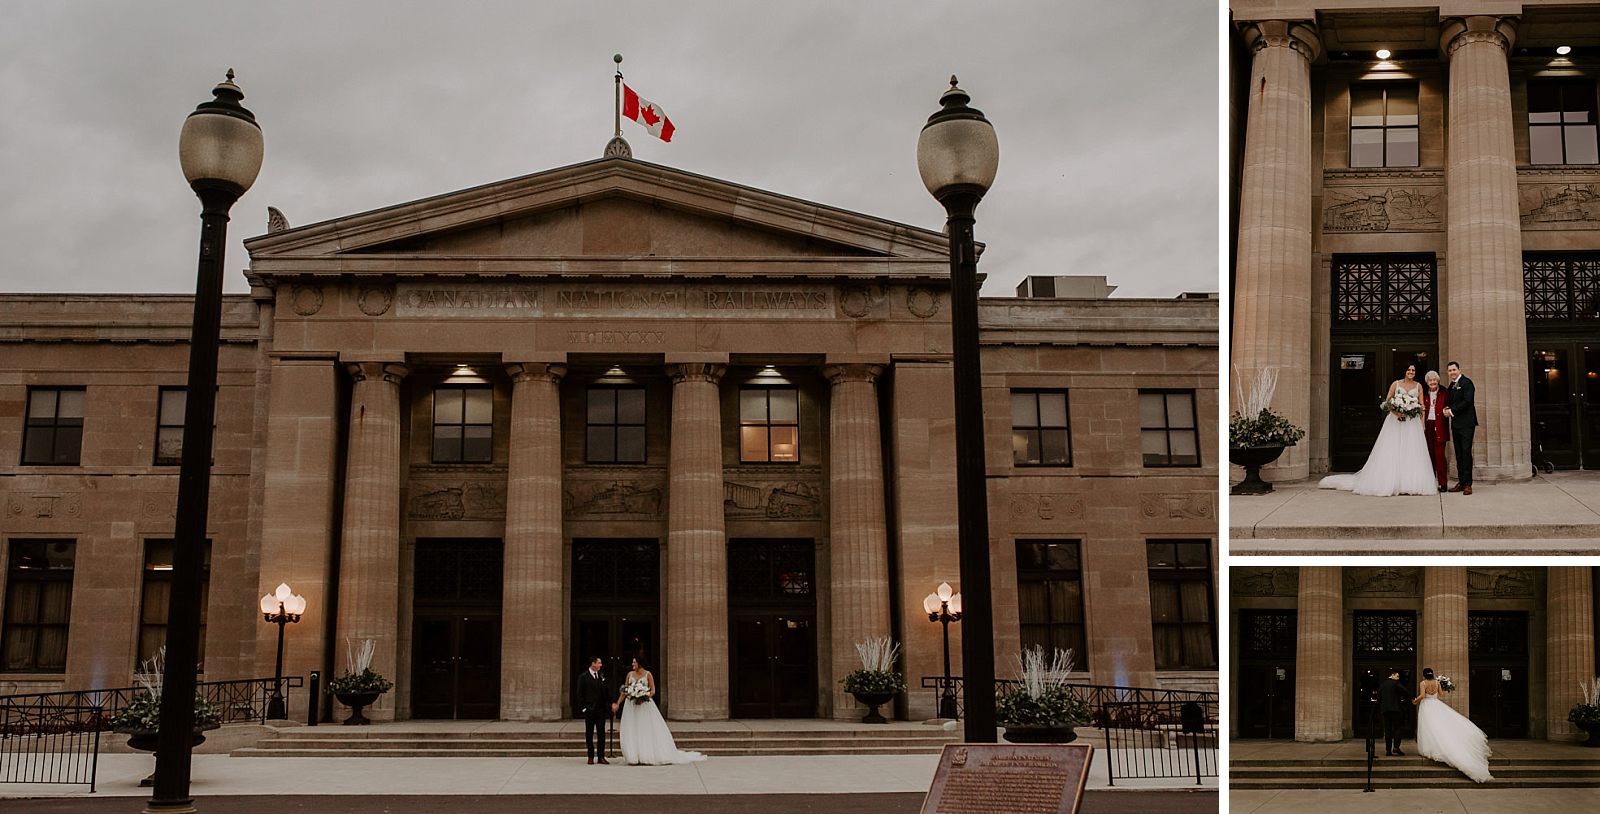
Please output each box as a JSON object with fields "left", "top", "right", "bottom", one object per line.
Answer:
{"left": 505, "top": 362, "right": 566, "bottom": 385}
{"left": 1241, "top": 20, "right": 1321, "bottom": 63}
{"left": 346, "top": 361, "right": 409, "bottom": 384}
{"left": 822, "top": 363, "right": 884, "bottom": 385}
{"left": 666, "top": 362, "right": 726, "bottom": 385}
{"left": 1440, "top": 15, "right": 1517, "bottom": 57}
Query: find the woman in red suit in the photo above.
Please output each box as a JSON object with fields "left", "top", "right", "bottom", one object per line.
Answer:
{"left": 1422, "top": 371, "right": 1450, "bottom": 492}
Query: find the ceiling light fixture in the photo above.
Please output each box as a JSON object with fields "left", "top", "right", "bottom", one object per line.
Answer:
{"left": 1376, "top": 49, "right": 1392, "bottom": 60}
{"left": 1557, "top": 45, "right": 1573, "bottom": 55}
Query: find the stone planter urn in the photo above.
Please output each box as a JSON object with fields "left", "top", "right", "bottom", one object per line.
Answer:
{"left": 850, "top": 691, "right": 897, "bottom": 725}
{"left": 335, "top": 691, "right": 383, "bottom": 726}
{"left": 1578, "top": 720, "right": 1600, "bottom": 748}
{"left": 119, "top": 723, "right": 220, "bottom": 787}
{"left": 1001, "top": 723, "right": 1079, "bottom": 744}
{"left": 1230, "top": 444, "right": 1287, "bottom": 495}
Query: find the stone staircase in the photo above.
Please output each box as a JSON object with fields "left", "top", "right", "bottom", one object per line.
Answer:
{"left": 233, "top": 724, "right": 961, "bottom": 758}
{"left": 1230, "top": 753, "right": 1600, "bottom": 789}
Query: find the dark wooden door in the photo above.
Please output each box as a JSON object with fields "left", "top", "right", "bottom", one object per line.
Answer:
{"left": 1350, "top": 611, "right": 1416, "bottom": 739}
{"left": 1330, "top": 345, "right": 1438, "bottom": 471}
{"left": 1236, "top": 611, "right": 1295, "bottom": 739}
{"left": 1528, "top": 342, "right": 1600, "bottom": 469}
{"left": 728, "top": 540, "right": 817, "bottom": 718}
{"left": 570, "top": 540, "right": 660, "bottom": 716}
{"left": 1468, "top": 612, "right": 1529, "bottom": 739}
{"left": 410, "top": 538, "right": 502, "bottom": 720}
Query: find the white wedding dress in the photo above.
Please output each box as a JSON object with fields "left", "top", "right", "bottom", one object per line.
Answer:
{"left": 1415, "top": 682, "right": 1493, "bottom": 783}
{"left": 618, "top": 674, "right": 706, "bottom": 766}
{"left": 1318, "top": 382, "right": 1438, "bottom": 496}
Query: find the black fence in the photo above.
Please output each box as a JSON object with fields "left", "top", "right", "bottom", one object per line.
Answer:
{"left": 920, "top": 676, "right": 1219, "bottom": 785}
{"left": 0, "top": 675, "right": 302, "bottom": 789}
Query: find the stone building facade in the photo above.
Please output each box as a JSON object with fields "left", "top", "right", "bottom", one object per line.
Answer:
{"left": 1231, "top": 1, "right": 1600, "bottom": 479}
{"left": 0, "top": 157, "right": 1217, "bottom": 721}
{"left": 1231, "top": 565, "right": 1598, "bottom": 742}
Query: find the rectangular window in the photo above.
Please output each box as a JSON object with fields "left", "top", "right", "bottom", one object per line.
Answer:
{"left": 739, "top": 388, "right": 800, "bottom": 463}
{"left": 1139, "top": 390, "right": 1200, "bottom": 467}
{"left": 432, "top": 386, "right": 493, "bottom": 463}
{"left": 1529, "top": 80, "right": 1599, "bottom": 165}
{"left": 1147, "top": 540, "right": 1216, "bottom": 670}
{"left": 1011, "top": 390, "right": 1071, "bottom": 466}
{"left": 22, "top": 388, "right": 85, "bottom": 465}
{"left": 1350, "top": 83, "right": 1420, "bottom": 168}
{"left": 586, "top": 387, "right": 647, "bottom": 463}
{"left": 1016, "top": 541, "right": 1087, "bottom": 663}
{"left": 2, "top": 540, "right": 75, "bottom": 672}
{"left": 138, "top": 540, "right": 211, "bottom": 669}
{"left": 154, "top": 388, "right": 186, "bottom": 465}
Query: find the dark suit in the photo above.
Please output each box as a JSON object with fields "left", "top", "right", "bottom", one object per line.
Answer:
{"left": 1448, "top": 375, "right": 1477, "bottom": 487}
{"left": 1379, "top": 676, "right": 1409, "bottom": 754}
{"left": 577, "top": 668, "right": 610, "bottom": 759}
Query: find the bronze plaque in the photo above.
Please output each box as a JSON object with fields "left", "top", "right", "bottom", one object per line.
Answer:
{"left": 921, "top": 743, "right": 1093, "bottom": 814}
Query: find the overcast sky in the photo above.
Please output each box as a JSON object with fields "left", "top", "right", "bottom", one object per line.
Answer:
{"left": 0, "top": 1, "right": 1217, "bottom": 299}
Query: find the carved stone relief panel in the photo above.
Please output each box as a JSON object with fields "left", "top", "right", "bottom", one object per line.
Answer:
{"left": 1007, "top": 493, "right": 1086, "bottom": 522}
{"left": 5, "top": 493, "right": 83, "bottom": 519}
{"left": 1520, "top": 182, "right": 1600, "bottom": 227}
{"left": 1466, "top": 568, "right": 1536, "bottom": 598}
{"left": 1138, "top": 492, "right": 1215, "bottom": 519}
{"left": 141, "top": 492, "right": 177, "bottom": 520}
{"left": 1232, "top": 567, "right": 1298, "bottom": 597}
{"left": 409, "top": 480, "right": 507, "bottom": 521}
{"left": 564, "top": 474, "right": 666, "bottom": 520}
{"left": 1344, "top": 566, "right": 1421, "bottom": 597}
{"left": 1322, "top": 186, "right": 1443, "bottom": 233}
{"left": 724, "top": 476, "right": 822, "bottom": 520}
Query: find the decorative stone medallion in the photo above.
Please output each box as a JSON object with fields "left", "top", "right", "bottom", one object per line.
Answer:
{"left": 289, "top": 284, "right": 323, "bottom": 316}
{"left": 357, "top": 284, "right": 395, "bottom": 316}
{"left": 839, "top": 285, "right": 872, "bottom": 319}
{"left": 907, "top": 287, "right": 941, "bottom": 319}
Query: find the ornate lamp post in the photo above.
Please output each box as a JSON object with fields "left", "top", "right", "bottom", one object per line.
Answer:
{"left": 259, "top": 583, "right": 306, "bottom": 720}
{"left": 150, "top": 70, "right": 262, "bottom": 814}
{"left": 922, "top": 582, "right": 963, "bottom": 720}
{"left": 918, "top": 76, "right": 999, "bottom": 744}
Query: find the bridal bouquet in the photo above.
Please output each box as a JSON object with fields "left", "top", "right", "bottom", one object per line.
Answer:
{"left": 1382, "top": 389, "right": 1423, "bottom": 421}
{"left": 1436, "top": 675, "right": 1456, "bottom": 693}
{"left": 624, "top": 681, "right": 651, "bottom": 705}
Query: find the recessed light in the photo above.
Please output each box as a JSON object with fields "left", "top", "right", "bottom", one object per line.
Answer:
{"left": 1557, "top": 45, "right": 1573, "bottom": 55}
{"left": 1376, "top": 49, "right": 1392, "bottom": 60}
{"left": 455, "top": 364, "right": 469, "bottom": 369}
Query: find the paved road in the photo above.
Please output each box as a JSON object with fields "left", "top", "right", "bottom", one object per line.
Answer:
{"left": 3, "top": 791, "right": 1218, "bottom": 813}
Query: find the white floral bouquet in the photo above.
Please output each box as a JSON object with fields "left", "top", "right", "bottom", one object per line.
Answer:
{"left": 624, "top": 680, "right": 651, "bottom": 705}
{"left": 1382, "top": 389, "right": 1423, "bottom": 421}
{"left": 1436, "top": 675, "right": 1456, "bottom": 693}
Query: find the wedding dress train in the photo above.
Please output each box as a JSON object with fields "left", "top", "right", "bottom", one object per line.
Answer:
{"left": 618, "top": 676, "right": 706, "bottom": 766}
{"left": 1415, "top": 690, "right": 1493, "bottom": 783}
{"left": 1318, "top": 392, "right": 1438, "bottom": 496}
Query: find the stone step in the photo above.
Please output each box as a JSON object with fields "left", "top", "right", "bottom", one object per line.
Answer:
{"left": 1229, "top": 777, "right": 1600, "bottom": 790}
{"left": 273, "top": 728, "right": 952, "bottom": 741}
{"left": 251, "top": 736, "right": 957, "bottom": 750}
{"left": 231, "top": 745, "right": 950, "bottom": 758}
{"left": 1231, "top": 766, "right": 1598, "bottom": 779}
{"left": 1231, "top": 757, "right": 1598, "bottom": 768}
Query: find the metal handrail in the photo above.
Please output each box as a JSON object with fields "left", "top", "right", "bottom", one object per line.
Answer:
{"left": 0, "top": 675, "right": 305, "bottom": 737}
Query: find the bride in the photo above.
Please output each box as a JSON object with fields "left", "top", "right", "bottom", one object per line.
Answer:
{"left": 611, "top": 657, "right": 706, "bottom": 766}
{"left": 1413, "top": 668, "right": 1493, "bottom": 783}
{"left": 1319, "top": 364, "right": 1438, "bottom": 496}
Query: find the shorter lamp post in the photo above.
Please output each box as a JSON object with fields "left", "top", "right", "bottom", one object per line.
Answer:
{"left": 923, "top": 582, "right": 963, "bottom": 720}
{"left": 259, "top": 583, "right": 306, "bottom": 720}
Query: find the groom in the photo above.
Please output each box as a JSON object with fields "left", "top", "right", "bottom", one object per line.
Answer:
{"left": 1443, "top": 361, "right": 1476, "bottom": 495}
{"left": 577, "top": 657, "right": 610, "bottom": 765}
{"left": 1379, "top": 669, "right": 1410, "bottom": 756}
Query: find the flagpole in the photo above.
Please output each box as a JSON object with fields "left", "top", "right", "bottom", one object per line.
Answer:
{"left": 613, "top": 54, "right": 623, "bottom": 139}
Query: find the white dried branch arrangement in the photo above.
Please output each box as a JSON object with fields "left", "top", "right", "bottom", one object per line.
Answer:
{"left": 1012, "top": 645, "right": 1076, "bottom": 698}
{"left": 854, "top": 636, "right": 901, "bottom": 672}
{"left": 134, "top": 646, "right": 166, "bottom": 696}
{"left": 345, "top": 637, "right": 377, "bottom": 674}
{"left": 1231, "top": 365, "right": 1279, "bottom": 417}
{"left": 1581, "top": 676, "right": 1600, "bottom": 706}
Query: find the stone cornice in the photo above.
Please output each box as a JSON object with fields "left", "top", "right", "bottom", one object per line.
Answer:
{"left": 245, "top": 256, "right": 951, "bottom": 285}
{"left": 1242, "top": 20, "right": 1322, "bottom": 63}
{"left": 977, "top": 298, "right": 1219, "bottom": 348}
{"left": 1440, "top": 15, "right": 1517, "bottom": 57}
{"left": 1323, "top": 168, "right": 1445, "bottom": 182}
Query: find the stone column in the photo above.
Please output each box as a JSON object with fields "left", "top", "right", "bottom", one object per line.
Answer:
{"left": 254, "top": 353, "right": 341, "bottom": 721}
{"left": 1546, "top": 567, "right": 1595, "bottom": 742}
{"left": 823, "top": 363, "right": 892, "bottom": 719}
{"left": 1441, "top": 15, "right": 1530, "bottom": 481}
{"left": 1422, "top": 567, "right": 1469, "bottom": 716}
{"left": 500, "top": 362, "right": 566, "bottom": 721}
{"left": 664, "top": 362, "right": 728, "bottom": 720}
{"left": 1295, "top": 566, "right": 1343, "bottom": 742}
{"left": 334, "top": 361, "right": 407, "bottom": 722}
{"left": 1231, "top": 20, "right": 1320, "bottom": 481}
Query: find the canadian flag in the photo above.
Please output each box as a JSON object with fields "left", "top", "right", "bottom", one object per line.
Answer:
{"left": 622, "top": 84, "right": 675, "bottom": 142}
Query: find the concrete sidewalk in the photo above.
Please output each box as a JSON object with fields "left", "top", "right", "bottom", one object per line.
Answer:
{"left": 1230, "top": 472, "right": 1600, "bottom": 555}
{"left": 1231, "top": 787, "right": 1599, "bottom": 813}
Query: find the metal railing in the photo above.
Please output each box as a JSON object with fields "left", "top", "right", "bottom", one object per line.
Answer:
{"left": 920, "top": 676, "right": 1219, "bottom": 784}
{"left": 0, "top": 675, "right": 303, "bottom": 788}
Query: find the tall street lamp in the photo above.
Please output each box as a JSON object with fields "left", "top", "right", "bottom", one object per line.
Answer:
{"left": 922, "top": 582, "right": 963, "bottom": 720}
{"left": 150, "top": 70, "right": 263, "bottom": 814}
{"left": 259, "top": 583, "right": 306, "bottom": 720}
{"left": 917, "top": 76, "right": 999, "bottom": 744}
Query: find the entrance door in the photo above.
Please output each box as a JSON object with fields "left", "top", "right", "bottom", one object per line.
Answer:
{"left": 571, "top": 540, "right": 660, "bottom": 716}
{"left": 1350, "top": 611, "right": 1417, "bottom": 740}
{"left": 1330, "top": 345, "right": 1438, "bottom": 471}
{"left": 1529, "top": 342, "right": 1600, "bottom": 469}
{"left": 1468, "top": 612, "right": 1529, "bottom": 739}
{"left": 1236, "top": 611, "right": 1295, "bottom": 739}
{"left": 411, "top": 539, "right": 503, "bottom": 719}
{"left": 728, "top": 540, "right": 817, "bottom": 718}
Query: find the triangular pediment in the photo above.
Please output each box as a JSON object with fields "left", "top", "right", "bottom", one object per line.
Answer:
{"left": 244, "top": 157, "right": 949, "bottom": 263}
